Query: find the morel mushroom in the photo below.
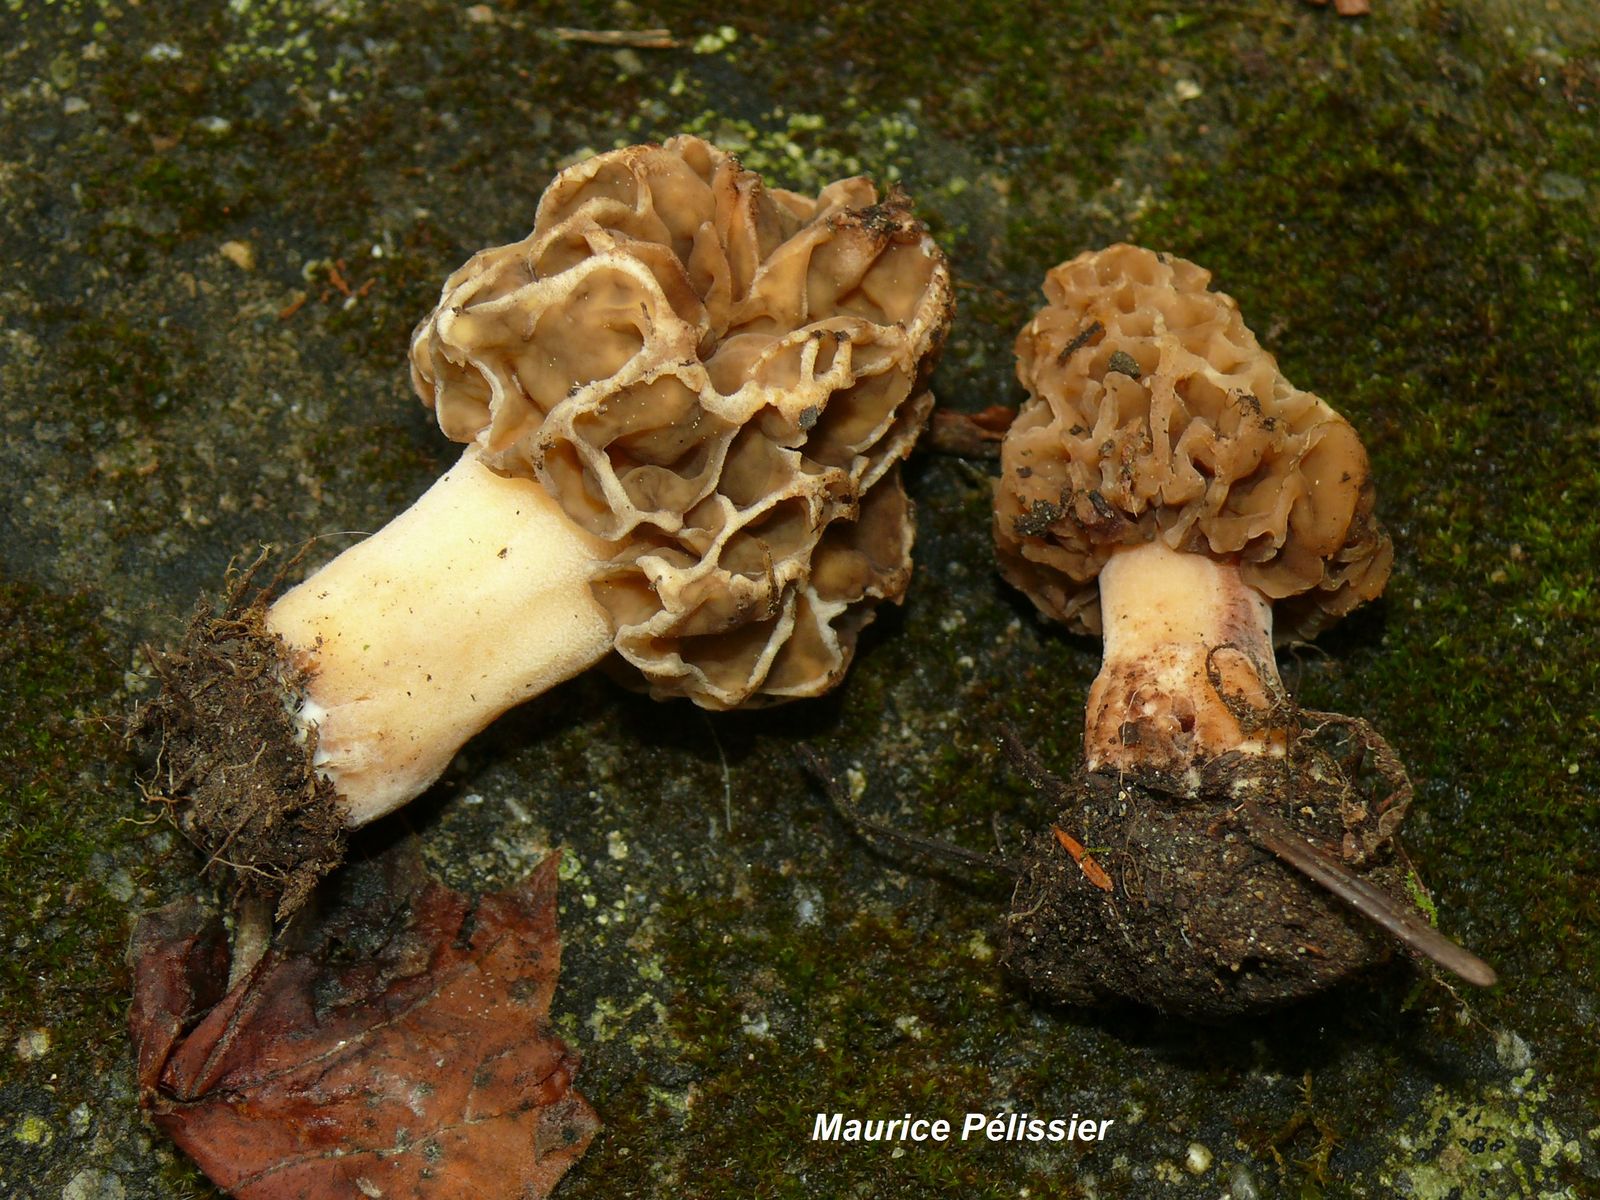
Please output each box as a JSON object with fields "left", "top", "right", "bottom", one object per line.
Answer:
{"left": 994, "top": 245, "right": 1491, "bottom": 1016}
{"left": 997, "top": 244, "right": 1393, "bottom": 790}
{"left": 140, "top": 137, "right": 953, "bottom": 913}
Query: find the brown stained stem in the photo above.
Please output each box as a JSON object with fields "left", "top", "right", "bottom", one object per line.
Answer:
{"left": 1239, "top": 802, "right": 1497, "bottom": 988}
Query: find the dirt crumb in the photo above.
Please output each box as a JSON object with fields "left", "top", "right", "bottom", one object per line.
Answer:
{"left": 131, "top": 554, "right": 345, "bottom": 918}
{"left": 1003, "top": 715, "right": 1416, "bottom": 1019}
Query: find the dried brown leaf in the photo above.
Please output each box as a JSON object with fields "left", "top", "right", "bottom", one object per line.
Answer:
{"left": 129, "top": 849, "right": 597, "bottom": 1199}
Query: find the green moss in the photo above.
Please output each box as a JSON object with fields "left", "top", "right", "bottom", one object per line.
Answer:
{"left": 567, "top": 880, "right": 1097, "bottom": 1200}
{"left": 0, "top": 584, "right": 151, "bottom": 1085}
{"left": 4, "top": 1, "right": 1599, "bottom": 1197}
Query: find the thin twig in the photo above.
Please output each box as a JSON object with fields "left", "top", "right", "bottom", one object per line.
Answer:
{"left": 996, "top": 724, "right": 1072, "bottom": 808}
{"left": 228, "top": 893, "right": 276, "bottom": 989}
{"left": 550, "top": 27, "right": 682, "bottom": 49}
{"left": 1238, "top": 801, "right": 1497, "bottom": 988}
{"left": 797, "top": 747, "right": 1012, "bottom": 875}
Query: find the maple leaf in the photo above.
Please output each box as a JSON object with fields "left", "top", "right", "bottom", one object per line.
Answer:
{"left": 129, "top": 848, "right": 598, "bottom": 1199}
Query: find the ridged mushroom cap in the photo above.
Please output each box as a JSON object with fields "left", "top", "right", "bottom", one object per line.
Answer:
{"left": 410, "top": 136, "right": 954, "bottom": 707}
{"left": 995, "top": 244, "right": 1392, "bottom": 642}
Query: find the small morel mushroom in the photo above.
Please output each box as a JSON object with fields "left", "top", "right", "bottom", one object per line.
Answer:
{"left": 997, "top": 246, "right": 1394, "bottom": 790}
{"left": 138, "top": 137, "right": 953, "bottom": 913}
{"left": 993, "top": 245, "right": 1492, "bottom": 1016}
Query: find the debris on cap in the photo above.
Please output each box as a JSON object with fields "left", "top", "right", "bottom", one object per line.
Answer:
{"left": 995, "top": 243, "right": 1392, "bottom": 643}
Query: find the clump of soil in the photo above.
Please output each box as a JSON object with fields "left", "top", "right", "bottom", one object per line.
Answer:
{"left": 1003, "top": 716, "right": 1417, "bottom": 1019}
{"left": 131, "top": 556, "right": 344, "bottom": 917}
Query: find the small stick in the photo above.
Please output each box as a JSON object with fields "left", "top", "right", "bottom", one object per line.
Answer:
{"left": 703, "top": 712, "right": 734, "bottom": 834}
{"left": 997, "top": 725, "right": 1072, "bottom": 808}
{"left": 798, "top": 747, "right": 1011, "bottom": 875}
{"left": 549, "top": 27, "right": 682, "bottom": 49}
{"left": 227, "top": 892, "right": 276, "bottom": 989}
{"left": 1239, "top": 802, "right": 1497, "bottom": 987}
{"left": 327, "top": 260, "right": 353, "bottom": 298}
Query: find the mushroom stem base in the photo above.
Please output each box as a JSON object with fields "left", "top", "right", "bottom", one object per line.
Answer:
{"left": 268, "top": 447, "right": 617, "bottom": 826}
{"left": 1086, "top": 539, "right": 1285, "bottom": 794}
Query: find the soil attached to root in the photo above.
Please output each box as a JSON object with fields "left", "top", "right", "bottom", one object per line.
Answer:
{"left": 132, "top": 555, "right": 344, "bottom": 918}
{"left": 1003, "top": 714, "right": 1418, "bottom": 1019}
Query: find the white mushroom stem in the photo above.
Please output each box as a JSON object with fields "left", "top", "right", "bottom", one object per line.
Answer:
{"left": 1085, "top": 539, "right": 1287, "bottom": 793}
{"left": 266, "top": 446, "right": 617, "bottom": 827}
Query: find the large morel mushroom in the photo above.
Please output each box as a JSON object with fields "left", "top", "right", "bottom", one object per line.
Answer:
{"left": 140, "top": 137, "right": 953, "bottom": 912}
{"left": 994, "top": 245, "right": 1491, "bottom": 1016}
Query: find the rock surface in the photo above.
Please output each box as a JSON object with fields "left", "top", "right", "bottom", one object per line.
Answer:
{"left": 1, "top": 2, "right": 1595, "bottom": 1197}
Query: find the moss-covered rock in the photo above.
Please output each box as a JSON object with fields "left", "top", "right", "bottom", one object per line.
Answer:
{"left": 2, "top": 1, "right": 1595, "bottom": 1197}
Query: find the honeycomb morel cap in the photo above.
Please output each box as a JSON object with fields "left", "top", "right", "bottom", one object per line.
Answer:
{"left": 994, "top": 244, "right": 1392, "bottom": 788}
{"left": 995, "top": 243, "right": 1391, "bottom": 644}
{"left": 412, "top": 135, "right": 954, "bottom": 706}
{"left": 135, "top": 138, "right": 952, "bottom": 916}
